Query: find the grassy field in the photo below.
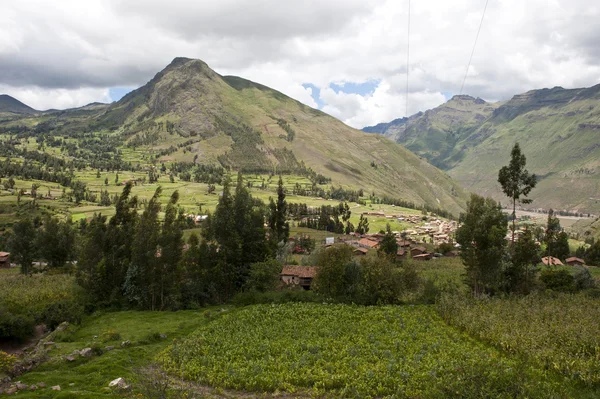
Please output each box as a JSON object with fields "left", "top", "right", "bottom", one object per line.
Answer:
{"left": 3, "top": 309, "right": 222, "bottom": 398}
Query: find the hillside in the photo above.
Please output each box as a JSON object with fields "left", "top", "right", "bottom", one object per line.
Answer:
{"left": 448, "top": 85, "right": 600, "bottom": 213}
{"left": 0, "top": 94, "right": 37, "bottom": 115}
{"left": 363, "top": 95, "right": 500, "bottom": 169}
{"left": 0, "top": 57, "right": 467, "bottom": 215}
{"left": 364, "top": 86, "right": 600, "bottom": 213}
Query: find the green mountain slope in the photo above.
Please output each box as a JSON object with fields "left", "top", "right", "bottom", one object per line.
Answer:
{"left": 365, "top": 85, "right": 600, "bottom": 213}
{"left": 363, "top": 95, "right": 500, "bottom": 169}
{"left": 449, "top": 85, "right": 600, "bottom": 213}
{"left": 0, "top": 94, "right": 38, "bottom": 115}
{"left": 0, "top": 58, "right": 468, "bottom": 215}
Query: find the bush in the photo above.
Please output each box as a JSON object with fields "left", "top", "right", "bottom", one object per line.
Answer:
{"left": 0, "top": 351, "right": 17, "bottom": 374}
{"left": 539, "top": 268, "right": 574, "bottom": 292}
{"left": 0, "top": 308, "right": 35, "bottom": 342}
{"left": 573, "top": 267, "right": 596, "bottom": 290}
{"left": 39, "top": 297, "right": 85, "bottom": 329}
{"left": 100, "top": 329, "right": 122, "bottom": 343}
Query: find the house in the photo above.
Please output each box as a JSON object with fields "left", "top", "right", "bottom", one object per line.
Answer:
{"left": 444, "top": 250, "right": 460, "bottom": 258}
{"left": 566, "top": 257, "right": 585, "bottom": 266}
{"left": 280, "top": 265, "right": 318, "bottom": 290}
{"left": 541, "top": 256, "right": 563, "bottom": 266}
{"left": 413, "top": 253, "right": 432, "bottom": 261}
{"left": 0, "top": 252, "right": 9, "bottom": 268}
{"left": 411, "top": 246, "right": 427, "bottom": 257}
{"left": 359, "top": 238, "right": 379, "bottom": 249}
{"left": 354, "top": 247, "right": 369, "bottom": 256}
{"left": 396, "top": 249, "right": 406, "bottom": 261}
{"left": 396, "top": 240, "right": 412, "bottom": 248}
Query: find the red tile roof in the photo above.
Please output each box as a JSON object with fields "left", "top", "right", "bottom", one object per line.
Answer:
{"left": 541, "top": 256, "right": 563, "bottom": 266}
{"left": 566, "top": 257, "right": 585, "bottom": 264}
{"left": 359, "top": 238, "right": 379, "bottom": 248}
{"left": 281, "top": 265, "right": 318, "bottom": 278}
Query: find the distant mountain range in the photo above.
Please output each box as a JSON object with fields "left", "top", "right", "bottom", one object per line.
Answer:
{"left": 363, "top": 85, "right": 600, "bottom": 213}
{"left": 0, "top": 58, "right": 468, "bottom": 215}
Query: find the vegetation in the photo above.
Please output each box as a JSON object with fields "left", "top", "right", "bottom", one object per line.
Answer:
{"left": 161, "top": 303, "right": 589, "bottom": 398}
{"left": 438, "top": 293, "right": 600, "bottom": 386}
{"left": 0, "top": 273, "right": 84, "bottom": 341}
{"left": 456, "top": 194, "right": 507, "bottom": 295}
{"left": 498, "top": 142, "right": 537, "bottom": 244}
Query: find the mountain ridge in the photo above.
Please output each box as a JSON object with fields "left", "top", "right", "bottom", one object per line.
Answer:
{"left": 0, "top": 57, "right": 468, "bottom": 215}
{"left": 363, "top": 83, "right": 600, "bottom": 213}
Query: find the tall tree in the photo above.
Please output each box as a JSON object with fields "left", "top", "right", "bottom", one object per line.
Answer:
{"left": 378, "top": 224, "right": 399, "bottom": 257}
{"left": 157, "top": 190, "right": 184, "bottom": 310}
{"left": 103, "top": 182, "right": 138, "bottom": 303}
{"left": 8, "top": 219, "right": 37, "bottom": 274}
{"left": 268, "top": 176, "right": 289, "bottom": 243}
{"left": 498, "top": 143, "right": 537, "bottom": 245}
{"left": 506, "top": 227, "right": 539, "bottom": 294}
{"left": 544, "top": 209, "right": 566, "bottom": 262}
{"left": 356, "top": 214, "right": 369, "bottom": 235}
{"left": 76, "top": 213, "right": 108, "bottom": 300}
{"left": 456, "top": 194, "right": 507, "bottom": 296}
{"left": 127, "top": 187, "right": 162, "bottom": 309}
{"left": 36, "top": 215, "right": 76, "bottom": 269}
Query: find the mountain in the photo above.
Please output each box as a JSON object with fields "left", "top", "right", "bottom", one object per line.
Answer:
{"left": 0, "top": 94, "right": 37, "bottom": 115}
{"left": 0, "top": 57, "right": 468, "bottom": 215}
{"left": 363, "top": 95, "right": 500, "bottom": 169}
{"left": 365, "top": 85, "right": 600, "bottom": 213}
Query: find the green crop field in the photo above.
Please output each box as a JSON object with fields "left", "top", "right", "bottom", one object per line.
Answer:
{"left": 159, "top": 303, "right": 594, "bottom": 398}
{"left": 438, "top": 293, "right": 600, "bottom": 387}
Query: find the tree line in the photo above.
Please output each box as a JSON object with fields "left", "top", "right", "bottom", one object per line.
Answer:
{"left": 6, "top": 173, "right": 290, "bottom": 310}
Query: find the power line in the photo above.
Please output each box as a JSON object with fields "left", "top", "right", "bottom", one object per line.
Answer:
{"left": 460, "top": 0, "right": 489, "bottom": 95}
{"left": 405, "top": 0, "right": 411, "bottom": 117}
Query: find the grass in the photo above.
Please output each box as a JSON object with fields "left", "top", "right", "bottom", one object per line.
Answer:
{"left": 6, "top": 309, "right": 224, "bottom": 398}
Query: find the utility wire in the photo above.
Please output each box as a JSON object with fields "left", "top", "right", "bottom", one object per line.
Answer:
{"left": 460, "top": 0, "right": 489, "bottom": 94}
{"left": 405, "top": 0, "right": 411, "bottom": 117}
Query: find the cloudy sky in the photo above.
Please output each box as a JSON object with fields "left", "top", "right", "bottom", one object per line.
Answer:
{"left": 1, "top": 0, "right": 599, "bottom": 128}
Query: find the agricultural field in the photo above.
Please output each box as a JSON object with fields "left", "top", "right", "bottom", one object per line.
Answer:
{"left": 159, "top": 303, "right": 595, "bottom": 398}
{"left": 438, "top": 293, "right": 600, "bottom": 387}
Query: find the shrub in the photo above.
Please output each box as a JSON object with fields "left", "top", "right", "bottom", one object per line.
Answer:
{"left": 39, "top": 297, "right": 85, "bottom": 329}
{"left": 0, "top": 308, "right": 35, "bottom": 342}
{"left": 573, "top": 267, "right": 596, "bottom": 290}
{"left": 0, "top": 350, "right": 17, "bottom": 374}
{"left": 539, "top": 269, "right": 574, "bottom": 292}
{"left": 100, "top": 329, "right": 122, "bottom": 343}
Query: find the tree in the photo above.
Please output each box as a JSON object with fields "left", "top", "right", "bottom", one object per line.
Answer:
{"left": 378, "top": 224, "right": 398, "bottom": 257}
{"left": 157, "top": 191, "right": 184, "bottom": 310}
{"left": 8, "top": 219, "right": 37, "bottom": 274}
{"left": 356, "top": 214, "right": 369, "bottom": 235}
{"left": 456, "top": 194, "right": 507, "bottom": 295}
{"left": 498, "top": 143, "right": 537, "bottom": 245}
{"left": 313, "top": 245, "right": 356, "bottom": 299}
{"left": 127, "top": 187, "right": 162, "bottom": 309}
{"left": 506, "top": 227, "right": 539, "bottom": 294}
{"left": 36, "top": 215, "right": 76, "bottom": 269}
{"left": 268, "top": 176, "right": 289, "bottom": 243}
{"left": 76, "top": 213, "right": 108, "bottom": 300}
{"left": 544, "top": 209, "right": 568, "bottom": 260}
{"left": 246, "top": 259, "right": 283, "bottom": 292}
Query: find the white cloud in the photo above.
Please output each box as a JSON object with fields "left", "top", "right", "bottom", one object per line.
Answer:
{"left": 0, "top": 0, "right": 599, "bottom": 124}
{"left": 0, "top": 85, "right": 111, "bottom": 111}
